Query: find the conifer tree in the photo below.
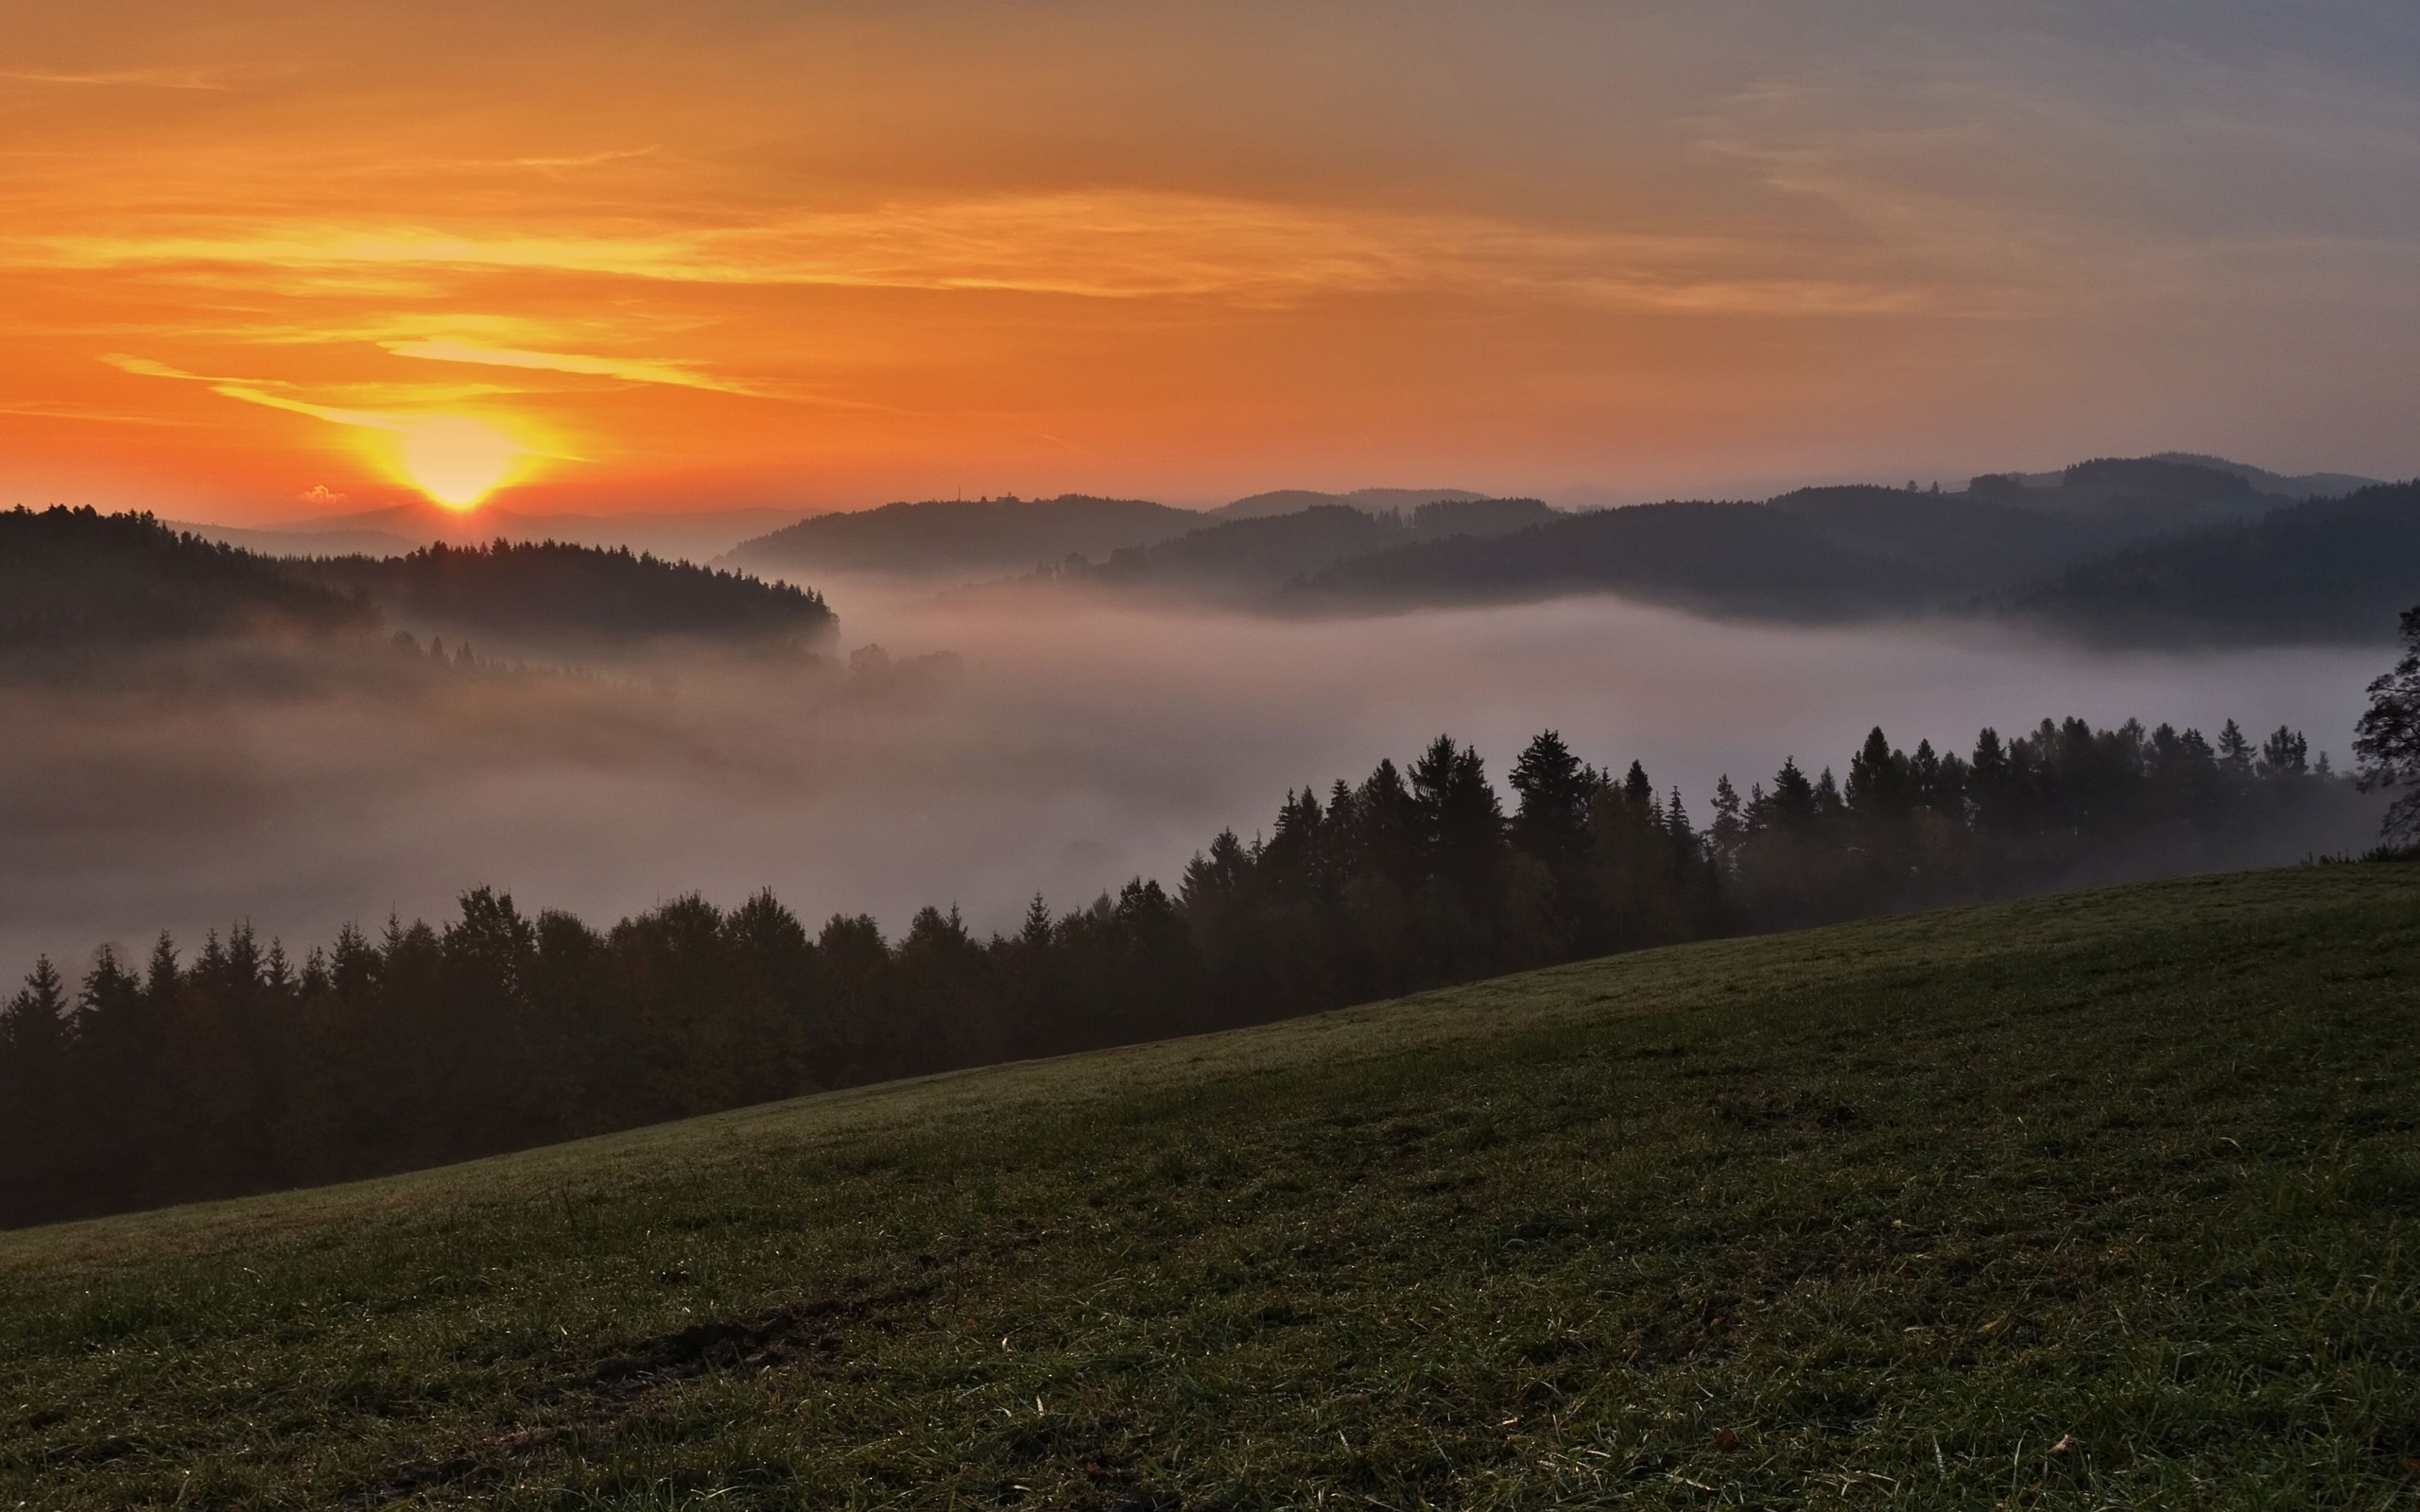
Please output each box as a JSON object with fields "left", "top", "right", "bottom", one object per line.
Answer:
{"left": 1706, "top": 776, "right": 1744, "bottom": 867}
{"left": 1509, "top": 730, "right": 1592, "bottom": 870}
{"left": 2218, "top": 718, "right": 2254, "bottom": 775}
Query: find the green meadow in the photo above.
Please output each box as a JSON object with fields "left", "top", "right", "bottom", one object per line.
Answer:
{"left": 4, "top": 863, "right": 2417, "bottom": 1509}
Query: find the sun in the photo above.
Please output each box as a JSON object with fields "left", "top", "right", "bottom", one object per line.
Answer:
{"left": 400, "top": 416, "right": 519, "bottom": 510}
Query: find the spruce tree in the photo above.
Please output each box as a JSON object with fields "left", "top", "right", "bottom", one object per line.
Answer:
{"left": 1509, "top": 730, "right": 1591, "bottom": 871}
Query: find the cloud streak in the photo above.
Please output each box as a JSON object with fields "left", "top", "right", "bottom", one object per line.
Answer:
{"left": 103, "top": 354, "right": 405, "bottom": 430}
{"left": 0, "top": 67, "right": 225, "bottom": 90}
{"left": 382, "top": 338, "right": 767, "bottom": 396}
{"left": 9, "top": 193, "right": 1963, "bottom": 316}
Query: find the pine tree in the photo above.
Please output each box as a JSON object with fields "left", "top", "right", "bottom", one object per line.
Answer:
{"left": 2218, "top": 718, "right": 2254, "bottom": 774}
{"left": 1767, "top": 758, "right": 1816, "bottom": 828}
{"left": 1508, "top": 730, "right": 1592, "bottom": 871}
{"left": 1410, "top": 735, "right": 1506, "bottom": 905}
{"left": 1020, "top": 894, "right": 1054, "bottom": 949}
{"left": 1664, "top": 787, "right": 1694, "bottom": 847}
{"left": 2256, "top": 726, "right": 2308, "bottom": 779}
{"left": 1708, "top": 775, "right": 1746, "bottom": 871}
{"left": 1845, "top": 727, "right": 1912, "bottom": 816}
{"left": 2, "top": 957, "right": 68, "bottom": 1065}
{"left": 0, "top": 958, "right": 71, "bottom": 1128}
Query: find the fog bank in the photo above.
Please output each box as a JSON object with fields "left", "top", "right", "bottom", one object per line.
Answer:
{"left": 0, "top": 582, "right": 2388, "bottom": 979}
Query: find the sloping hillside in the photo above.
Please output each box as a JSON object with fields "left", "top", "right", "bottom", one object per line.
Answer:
{"left": 5, "top": 864, "right": 2416, "bottom": 1507}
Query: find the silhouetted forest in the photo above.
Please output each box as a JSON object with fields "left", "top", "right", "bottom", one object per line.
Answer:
{"left": 0, "top": 509, "right": 833, "bottom": 674}
{"left": 0, "top": 506, "right": 374, "bottom": 653}
{"left": 2010, "top": 481, "right": 2420, "bottom": 645}
{"left": 302, "top": 539, "right": 834, "bottom": 653}
{"left": 0, "top": 711, "right": 2366, "bottom": 1228}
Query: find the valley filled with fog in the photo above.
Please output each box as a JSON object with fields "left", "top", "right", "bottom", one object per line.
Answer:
{"left": 0, "top": 575, "right": 2385, "bottom": 980}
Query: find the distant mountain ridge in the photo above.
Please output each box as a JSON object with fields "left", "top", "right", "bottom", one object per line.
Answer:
{"left": 161, "top": 452, "right": 2409, "bottom": 647}
{"left": 1207, "top": 487, "right": 1488, "bottom": 522}
{"left": 1279, "top": 455, "right": 2413, "bottom": 643}
{"left": 1070, "top": 497, "right": 1558, "bottom": 602}
{"left": 720, "top": 487, "right": 1503, "bottom": 581}
{"left": 726, "top": 494, "right": 1197, "bottom": 580}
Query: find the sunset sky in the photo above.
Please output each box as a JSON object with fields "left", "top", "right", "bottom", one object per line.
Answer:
{"left": 6, "top": 1, "right": 2419, "bottom": 522}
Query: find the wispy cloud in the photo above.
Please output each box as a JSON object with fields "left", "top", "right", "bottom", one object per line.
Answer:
{"left": 9, "top": 191, "right": 1955, "bottom": 317}
{"left": 0, "top": 399, "right": 199, "bottom": 427}
{"left": 501, "top": 147, "right": 658, "bottom": 170}
{"left": 1, "top": 67, "right": 225, "bottom": 91}
{"left": 105, "top": 353, "right": 411, "bottom": 431}
{"left": 382, "top": 337, "right": 764, "bottom": 395}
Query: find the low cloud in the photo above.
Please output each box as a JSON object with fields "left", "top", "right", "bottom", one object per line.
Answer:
{"left": 0, "top": 580, "right": 2384, "bottom": 986}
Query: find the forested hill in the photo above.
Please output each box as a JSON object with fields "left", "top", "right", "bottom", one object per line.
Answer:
{"left": 0, "top": 507, "right": 373, "bottom": 651}
{"left": 2009, "top": 481, "right": 2420, "bottom": 645}
{"left": 1068, "top": 496, "right": 1559, "bottom": 601}
{"left": 725, "top": 493, "right": 1196, "bottom": 578}
{"left": 0, "top": 508, "right": 836, "bottom": 666}
{"left": 1281, "top": 457, "right": 2407, "bottom": 638}
{"left": 1281, "top": 498, "right": 1934, "bottom": 619}
{"left": 706, "top": 455, "right": 2392, "bottom": 642}
{"left": 302, "top": 540, "right": 834, "bottom": 654}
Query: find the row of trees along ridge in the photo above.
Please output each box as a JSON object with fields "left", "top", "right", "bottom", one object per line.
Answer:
{"left": 0, "top": 709, "right": 2373, "bottom": 1227}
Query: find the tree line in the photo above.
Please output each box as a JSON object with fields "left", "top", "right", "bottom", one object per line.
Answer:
{"left": 0, "top": 711, "right": 2368, "bottom": 1227}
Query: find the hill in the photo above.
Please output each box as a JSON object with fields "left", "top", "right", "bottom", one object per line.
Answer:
{"left": 2145, "top": 453, "right": 2379, "bottom": 499}
{"left": 724, "top": 494, "right": 1197, "bottom": 580}
{"left": 0, "top": 507, "right": 372, "bottom": 655}
{"left": 1282, "top": 457, "right": 2377, "bottom": 629}
{"left": 6, "top": 863, "right": 2416, "bottom": 1506}
{"left": 2010, "top": 480, "right": 2420, "bottom": 645}
{"left": 1082, "top": 496, "right": 1558, "bottom": 600}
{"left": 1284, "top": 498, "right": 1931, "bottom": 618}
{"left": 0, "top": 509, "right": 837, "bottom": 675}
{"left": 301, "top": 540, "right": 837, "bottom": 656}
{"left": 1209, "top": 486, "right": 1489, "bottom": 522}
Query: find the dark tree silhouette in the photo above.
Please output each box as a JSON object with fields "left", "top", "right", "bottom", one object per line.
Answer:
{"left": 2356, "top": 606, "right": 2420, "bottom": 845}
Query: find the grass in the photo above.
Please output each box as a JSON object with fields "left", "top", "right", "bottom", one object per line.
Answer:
{"left": 4, "top": 864, "right": 2419, "bottom": 1508}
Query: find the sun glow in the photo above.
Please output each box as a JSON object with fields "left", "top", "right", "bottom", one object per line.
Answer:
{"left": 398, "top": 416, "right": 520, "bottom": 509}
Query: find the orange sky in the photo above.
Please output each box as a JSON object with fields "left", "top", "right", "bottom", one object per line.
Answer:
{"left": 6, "top": 2, "right": 2419, "bottom": 523}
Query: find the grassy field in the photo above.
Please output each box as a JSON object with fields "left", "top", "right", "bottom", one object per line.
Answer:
{"left": 5, "top": 865, "right": 2418, "bottom": 1509}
